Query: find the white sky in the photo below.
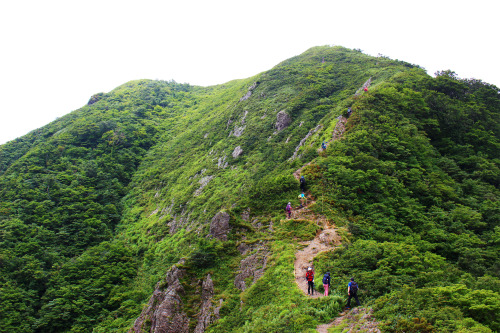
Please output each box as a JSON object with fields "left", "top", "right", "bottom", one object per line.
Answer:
{"left": 1, "top": 0, "right": 498, "bottom": 145}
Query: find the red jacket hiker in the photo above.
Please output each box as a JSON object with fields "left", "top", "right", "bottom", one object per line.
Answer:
{"left": 306, "top": 267, "right": 315, "bottom": 295}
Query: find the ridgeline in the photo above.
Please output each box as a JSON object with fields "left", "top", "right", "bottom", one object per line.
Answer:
{"left": 1, "top": 46, "right": 499, "bottom": 332}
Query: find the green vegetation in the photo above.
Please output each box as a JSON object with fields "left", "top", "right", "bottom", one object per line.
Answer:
{"left": 0, "top": 46, "right": 498, "bottom": 332}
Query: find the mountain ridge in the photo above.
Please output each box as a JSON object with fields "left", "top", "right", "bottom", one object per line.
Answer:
{"left": 0, "top": 45, "right": 498, "bottom": 332}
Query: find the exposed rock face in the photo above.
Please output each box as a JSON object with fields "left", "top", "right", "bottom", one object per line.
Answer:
{"left": 239, "top": 82, "right": 258, "bottom": 102}
{"left": 234, "top": 246, "right": 269, "bottom": 290}
{"left": 130, "top": 264, "right": 189, "bottom": 333}
{"left": 288, "top": 124, "right": 323, "bottom": 161}
{"left": 240, "top": 209, "right": 250, "bottom": 222}
{"left": 233, "top": 125, "right": 246, "bottom": 137}
{"left": 275, "top": 110, "right": 291, "bottom": 131}
{"left": 217, "top": 155, "right": 228, "bottom": 169}
{"left": 209, "top": 212, "right": 231, "bottom": 241}
{"left": 194, "top": 274, "right": 215, "bottom": 333}
{"left": 232, "top": 146, "right": 243, "bottom": 158}
{"left": 237, "top": 242, "right": 250, "bottom": 255}
{"left": 194, "top": 175, "right": 214, "bottom": 196}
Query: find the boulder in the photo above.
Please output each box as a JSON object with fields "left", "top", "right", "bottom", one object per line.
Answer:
{"left": 233, "top": 125, "right": 246, "bottom": 137}
{"left": 209, "top": 212, "right": 231, "bottom": 241}
{"left": 276, "top": 110, "right": 291, "bottom": 131}
{"left": 232, "top": 146, "right": 243, "bottom": 158}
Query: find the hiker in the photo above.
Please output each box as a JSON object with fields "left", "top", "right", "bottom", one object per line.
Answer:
{"left": 321, "top": 141, "right": 327, "bottom": 150}
{"left": 306, "top": 267, "right": 315, "bottom": 295}
{"left": 285, "top": 202, "right": 292, "bottom": 219}
{"left": 346, "top": 277, "right": 360, "bottom": 308}
{"left": 347, "top": 107, "right": 352, "bottom": 118}
{"left": 298, "top": 192, "right": 306, "bottom": 207}
{"left": 300, "top": 176, "right": 306, "bottom": 192}
{"left": 323, "top": 272, "right": 331, "bottom": 296}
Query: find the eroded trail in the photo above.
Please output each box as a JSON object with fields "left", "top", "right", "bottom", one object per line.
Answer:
{"left": 292, "top": 205, "right": 341, "bottom": 298}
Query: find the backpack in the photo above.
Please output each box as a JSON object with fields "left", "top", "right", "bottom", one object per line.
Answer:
{"left": 300, "top": 176, "right": 305, "bottom": 184}
{"left": 306, "top": 270, "right": 314, "bottom": 281}
{"left": 350, "top": 281, "right": 358, "bottom": 294}
{"left": 285, "top": 204, "right": 291, "bottom": 212}
{"left": 322, "top": 274, "right": 330, "bottom": 285}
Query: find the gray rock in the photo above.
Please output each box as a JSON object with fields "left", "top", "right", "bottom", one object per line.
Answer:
{"left": 194, "top": 176, "right": 214, "bottom": 196}
{"left": 209, "top": 212, "right": 231, "bottom": 241}
{"left": 239, "top": 91, "right": 252, "bottom": 102}
{"left": 275, "top": 110, "right": 291, "bottom": 131}
{"left": 234, "top": 247, "right": 269, "bottom": 290}
{"left": 288, "top": 124, "right": 323, "bottom": 161}
{"left": 217, "top": 155, "right": 227, "bottom": 169}
{"left": 239, "top": 82, "right": 258, "bottom": 102}
{"left": 194, "top": 274, "right": 215, "bottom": 333}
{"left": 130, "top": 264, "right": 189, "bottom": 333}
{"left": 233, "top": 125, "right": 246, "bottom": 137}
{"left": 232, "top": 146, "right": 243, "bottom": 158}
{"left": 241, "top": 209, "right": 250, "bottom": 222}
{"left": 237, "top": 242, "right": 250, "bottom": 255}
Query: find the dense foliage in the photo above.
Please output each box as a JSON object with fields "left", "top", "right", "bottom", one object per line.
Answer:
{"left": 0, "top": 46, "right": 498, "bottom": 332}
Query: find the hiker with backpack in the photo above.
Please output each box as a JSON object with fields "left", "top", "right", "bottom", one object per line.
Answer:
{"left": 321, "top": 141, "right": 327, "bottom": 150}
{"left": 346, "top": 277, "right": 360, "bottom": 308}
{"left": 306, "top": 267, "right": 315, "bottom": 296}
{"left": 285, "top": 202, "right": 292, "bottom": 219}
{"left": 322, "top": 272, "right": 331, "bottom": 296}
{"left": 347, "top": 107, "right": 352, "bottom": 118}
{"left": 298, "top": 192, "right": 306, "bottom": 208}
{"left": 300, "top": 176, "right": 306, "bottom": 192}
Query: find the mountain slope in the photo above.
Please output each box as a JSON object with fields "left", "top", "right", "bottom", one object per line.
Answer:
{"left": 0, "top": 46, "right": 498, "bottom": 333}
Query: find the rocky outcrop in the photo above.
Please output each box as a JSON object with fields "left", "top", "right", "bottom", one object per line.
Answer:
{"left": 232, "top": 146, "right": 243, "bottom": 158}
{"left": 288, "top": 124, "right": 323, "bottom": 161}
{"left": 209, "top": 212, "right": 231, "bottom": 241}
{"left": 234, "top": 246, "right": 269, "bottom": 290}
{"left": 239, "top": 82, "right": 258, "bottom": 102}
{"left": 275, "top": 110, "right": 291, "bottom": 131}
{"left": 130, "top": 263, "right": 189, "bottom": 333}
{"left": 194, "top": 274, "right": 215, "bottom": 333}
{"left": 217, "top": 155, "right": 228, "bottom": 169}
{"left": 233, "top": 125, "right": 246, "bottom": 137}
{"left": 194, "top": 175, "right": 214, "bottom": 196}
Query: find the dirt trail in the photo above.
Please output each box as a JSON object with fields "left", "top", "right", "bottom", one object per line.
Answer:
{"left": 291, "top": 204, "right": 341, "bottom": 298}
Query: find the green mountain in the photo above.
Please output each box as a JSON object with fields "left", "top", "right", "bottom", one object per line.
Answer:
{"left": 0, "top": 46, "right": 498, "bottom": 333}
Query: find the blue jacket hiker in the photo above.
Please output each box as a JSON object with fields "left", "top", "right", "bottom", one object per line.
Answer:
{"left": 300, "top": 175, "right": 306, "bottom": 191}
{"left": 347, "top": 277, "right": 360, "bottom": 308}
{"left": 322, "top": 272, "right": 331, "bottom": 296}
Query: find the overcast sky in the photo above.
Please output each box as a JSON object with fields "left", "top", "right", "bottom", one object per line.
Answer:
{"left": 1, "top": 0, "right": 498, "bottom": 145}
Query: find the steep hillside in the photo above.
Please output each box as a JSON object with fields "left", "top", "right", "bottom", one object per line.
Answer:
{"left": 0, "top": 46, "right": 498, "bottom": 333}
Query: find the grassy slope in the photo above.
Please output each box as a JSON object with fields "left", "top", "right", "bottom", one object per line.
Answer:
{"left": 0, "top": 46, "right": 498, "bottom": 332}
